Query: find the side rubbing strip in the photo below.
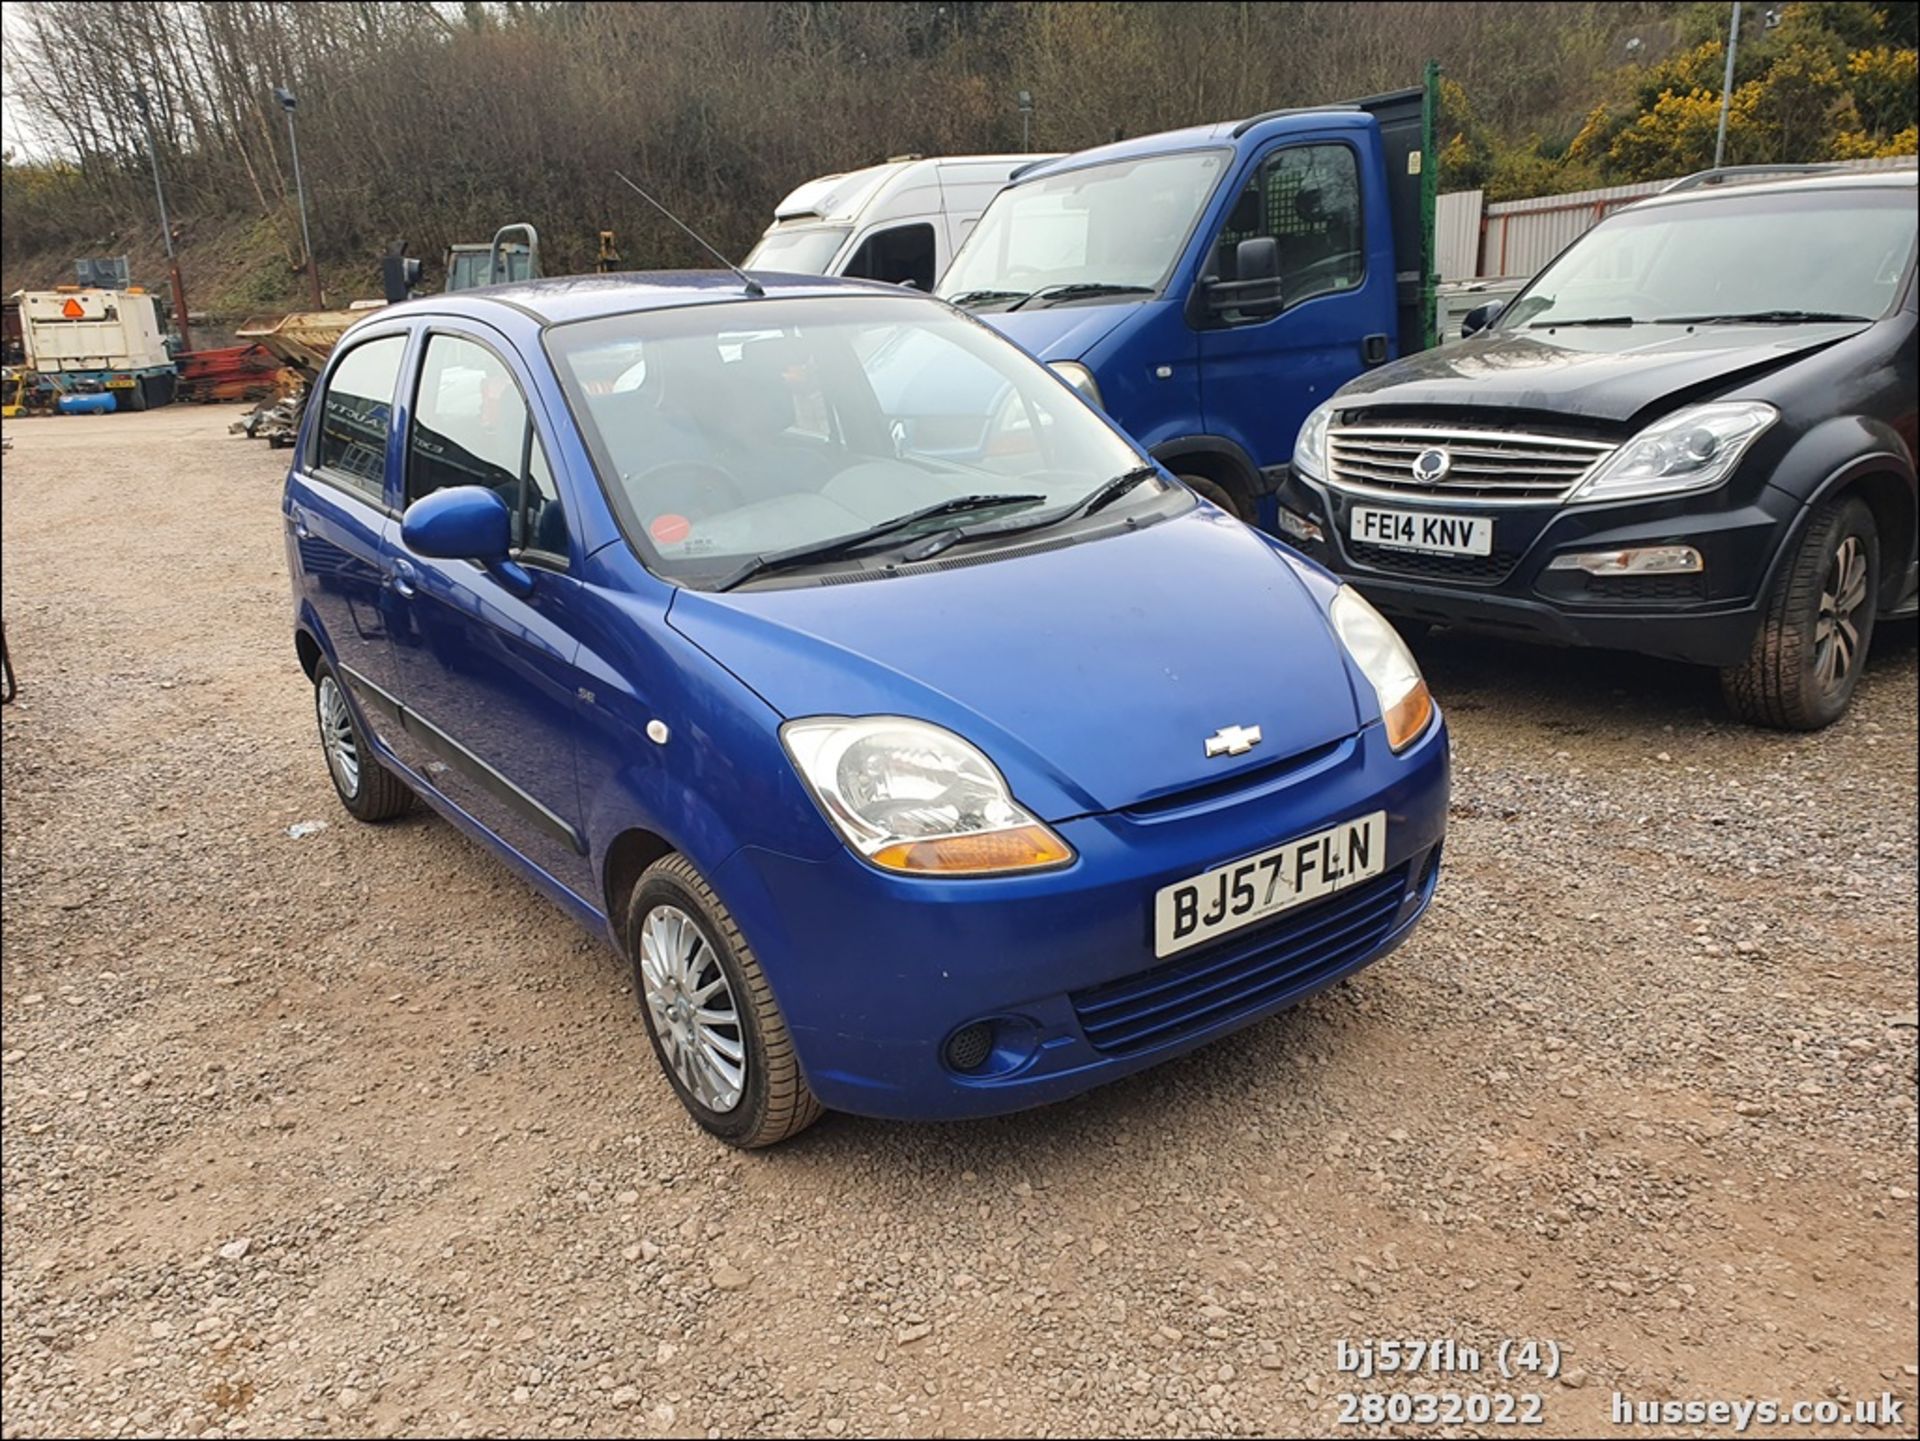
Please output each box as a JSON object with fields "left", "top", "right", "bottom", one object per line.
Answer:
{"left": 400, "top": 708, "right": 587, "bottom": 856}
{"left": 339, "top": 664, "right": 404, "bottom": 725}
{"left": 337, "top": 663, "right": 586, "bottom": 856}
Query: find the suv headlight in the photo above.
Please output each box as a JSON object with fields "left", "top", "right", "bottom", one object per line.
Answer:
{"left": 1570, "top": 401, "right": 1777, "bottom": 504}
{"left": 781, "top": 717, "right": 1073, "bottom": 875}
{"left": 1049, "top": 361, "right": 1103, "bottom": 409}
{"left": 1293, "top": 399, "right": 1336, "bottom": 480}
{"left": 1329, "top": 587, "right": 1433, "bottom": 752}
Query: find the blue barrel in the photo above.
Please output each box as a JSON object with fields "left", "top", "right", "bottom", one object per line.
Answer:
{"left": 56, "top": 392, "right": 117, "bottom": 415}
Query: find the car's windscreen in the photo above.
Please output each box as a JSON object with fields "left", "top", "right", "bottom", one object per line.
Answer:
{"left": 546, "top": 296, "right": 1163, "bottom": 587}
{"left": 1501, "top": 187, "right": 1917, "bottom": 329}
{"left": 742, "top": 226, "right": 852, "bottom": 275}
{"left": 937, "top": 151, "right": 1228, "bottom": 308}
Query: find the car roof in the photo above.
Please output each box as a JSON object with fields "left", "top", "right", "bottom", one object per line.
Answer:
{"left": 372, "top": 270, "right": 916, "bottom": 328}
{"left": 1627, "top": 165, "right": 1917, "bottom": 214}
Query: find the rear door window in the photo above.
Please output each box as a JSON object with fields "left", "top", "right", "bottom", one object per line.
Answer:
{"left": 312, "top": 335, "right": 407, "bottom": 502}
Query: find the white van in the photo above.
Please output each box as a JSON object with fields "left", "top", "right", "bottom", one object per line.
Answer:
{"left": 743, "top": 154, "right": 1061, "bottom": 291}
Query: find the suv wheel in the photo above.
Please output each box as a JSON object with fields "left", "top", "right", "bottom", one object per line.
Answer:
{"left": 627, "top": 854, "right": 823, "bottom": 1148}
{"left": 1721, "top": 496, "right": 1879, "bottom": 730}
{"left": 1180, "top": 473, "right": 1251, "bottom": 523}
{"left": 313, "top": 659, "right": 413, "bottom": 821}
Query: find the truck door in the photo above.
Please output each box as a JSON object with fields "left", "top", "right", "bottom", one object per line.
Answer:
{"left": 1193, "top": 139, "right": 1397, "bottom": 472}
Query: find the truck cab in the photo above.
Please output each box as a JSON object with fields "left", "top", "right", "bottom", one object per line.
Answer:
{"left": 936, "top": 88, "right": 1433, "bottom": 527}
{"left": 744, "top": 155, "right": 1061, "bottom": 293}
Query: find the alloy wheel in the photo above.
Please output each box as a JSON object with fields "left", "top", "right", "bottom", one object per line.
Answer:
{"left": 1813, "top": 535, "right": 1869, "bottom": 692}
{"left": 639, "top": 904, "right": 746, "bottom": 1113}
{"left": 317, "top": 674, "right": 361, "bottom": 797}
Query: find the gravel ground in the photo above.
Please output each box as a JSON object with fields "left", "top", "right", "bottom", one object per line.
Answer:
{"left": 2, "top": 405, "right": 1916, "bottom": 1439}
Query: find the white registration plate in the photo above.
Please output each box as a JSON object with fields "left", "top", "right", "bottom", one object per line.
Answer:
{"left": 1352, "top": 505, "right": 1492, "bottom": 556}
{"left": 1153, "top": 811, "right": 1387, "bottom": 958}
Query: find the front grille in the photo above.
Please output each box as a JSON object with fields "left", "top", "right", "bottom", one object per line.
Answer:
{"left": 1348, "top": 539, "right": 1520, "bottom": 583}
{"left": 1329, "top": 426, "right": 1614, "bottom": 503}
{"left": 1071, "top": 867, "right": 1408, "bottom": 1056}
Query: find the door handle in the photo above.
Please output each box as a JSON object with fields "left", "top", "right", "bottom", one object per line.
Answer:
{"left": 289, "top": 506, "right": 311, "bottom": 539}
{"left": 389, "top": 558, "right": 417, "bottom": 598}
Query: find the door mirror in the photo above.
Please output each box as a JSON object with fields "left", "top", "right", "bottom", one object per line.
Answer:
{"left": 402, "top": 485, "right": 512, "bottom": 561}
{"left": 1461, "top": 299, "right": 1506, "bottom": 338}
{"left": 1204, "top": 237, "right": 1283, "bottom": 316}
{"left": 402, "top": 486, "right": 537, "bottom": 595}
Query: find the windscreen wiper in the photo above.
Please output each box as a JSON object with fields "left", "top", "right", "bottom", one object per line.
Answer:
{"left": 710, "top": 493, "right": 1047, "bottom": 592}
{"left": 943, "top": 288, "right": 1032, "bottom": 309}
{"left": 1005, "top": 283, "right": 1155, "bottom": 312}
{"left": 1526, "top": 315, "right": 1638, "bottom": 328}
{"left": 900, "top": 466, "right": 1162, "bottom": 562}
{"left": 1651, "top": 309, "right": 1871, "bottom": 325}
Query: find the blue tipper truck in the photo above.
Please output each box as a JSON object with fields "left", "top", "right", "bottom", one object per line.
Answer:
{"left": 935, "top": 66, "right": 1439, "bottom": 532}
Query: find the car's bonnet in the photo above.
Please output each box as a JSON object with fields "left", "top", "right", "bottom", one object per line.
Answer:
{"left": 666, "top": 507, "right": 1364, "bottom": 821}
{"left": 1336, "top": 320, "right": 1867, "bottom": 426}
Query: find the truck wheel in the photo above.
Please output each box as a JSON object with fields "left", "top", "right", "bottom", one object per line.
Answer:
{"left": 627, "top": 854, "right": 823, "bottom": 1149}
{"left": 1720, "top": 496, "right": 1879, "bottom": 730}
{"left": 119, "top": 382, "right": 148, "bottom": 413}
{"left": 313, "top": 659, "right": 413, "bottom": 821}
{"left": 1180, "top": 473, "right": 1251, "bottom": 523}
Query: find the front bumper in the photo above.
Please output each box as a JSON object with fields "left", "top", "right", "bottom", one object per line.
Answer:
{"left": 713, "top": 717, "right": 1448, "bottom": 1121}
{"left": 1280, "top": 472, "right": 1802, "bottom": 668}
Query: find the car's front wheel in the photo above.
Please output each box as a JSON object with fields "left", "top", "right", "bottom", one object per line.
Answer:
{"left": 312, "top": 659, "right": 413, "bottom": 821}
{"left": 627, "top": 854, "right": 822, "bottom": 1148}
{"left": 1721, "top": 495, "right": 1879, "bottom": 730}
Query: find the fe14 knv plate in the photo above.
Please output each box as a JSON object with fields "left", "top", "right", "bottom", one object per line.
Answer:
{"left": 1153, "top": 811, "right": 1388, "bottom": 958}
{"left": 1351, "top": 505, "right": 1493, "bottom": 556}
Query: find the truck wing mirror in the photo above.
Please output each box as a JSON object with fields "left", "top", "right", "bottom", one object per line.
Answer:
{"left": 1205, "top": 238, "right": 1283, "bottom": 317}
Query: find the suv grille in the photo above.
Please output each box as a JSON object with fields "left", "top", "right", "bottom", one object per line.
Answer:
{"left": 1347, "top": 540, "right": 1520, "bottom": 584}
{"left": 1328, "top": 427, "right": 1615, "bottom": 503}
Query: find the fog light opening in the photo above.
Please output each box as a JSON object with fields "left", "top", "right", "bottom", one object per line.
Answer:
{"left": 1546, "top": 545, "right": 1704, "bottom": 576}
{"left": 944, "top": 1022, "right": 995, "bottom": 1074}
{"left": 1276, "top": 507, "right": 1325, "bottom": 543}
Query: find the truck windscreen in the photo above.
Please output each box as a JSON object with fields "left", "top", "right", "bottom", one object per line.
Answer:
{"left": 939, "top": 151, "right": 1227, "bottom": 307}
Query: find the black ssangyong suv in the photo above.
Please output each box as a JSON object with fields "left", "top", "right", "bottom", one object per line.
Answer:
{"left": 1283, "top": 165, "right": 1918, "bottom": 729}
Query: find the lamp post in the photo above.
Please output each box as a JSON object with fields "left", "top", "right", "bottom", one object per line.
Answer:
{"left": 1713, "top": 1, "right": 1743, "bottom": 169}
{"left": 1017, "top": 89, "right": 1034, "bottom": 150}
{"left": 132, "top": 84, "right": 192, "bottom": 350}
{"left": 274, "top": 85, "right": 323, "bottom": 308}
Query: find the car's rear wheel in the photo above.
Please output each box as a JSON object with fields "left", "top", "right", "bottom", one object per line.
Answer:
{"left": 313, "top": 659, "right": 413, "bottom": 821}
{"left": 1721, "top": 495, "right": 1879, "bottom": 730}
{"left": 627, "top": 854, "right": 822, "bottom": 1148}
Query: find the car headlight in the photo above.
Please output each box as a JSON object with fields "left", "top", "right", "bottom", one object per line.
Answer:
{"left": 1049, "top": 361, "right": 1103, "bottom": 409}
{"left": 781, "top": 717, "right": 1073, "bottom": 875}
{"left": 1569, "top": 401, "right": 1777, "bottom": 504}
{"left": 1329, "top": 587, "right": 1433, "bottom": 752}
{"left": 1293, "top": 399, "right": 1336, "bottom": 481}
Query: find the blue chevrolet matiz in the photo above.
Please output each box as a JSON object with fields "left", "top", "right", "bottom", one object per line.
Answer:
{"left": 284, "top": 273, "right": 1448, "bottom": 1146}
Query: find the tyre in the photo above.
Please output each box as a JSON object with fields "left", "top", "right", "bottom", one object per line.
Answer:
{"left": 1180, "top": 473, "right": 1252, "bottom": 523}
{"left": 312, "top": 658, "right": 413, "bottom": 821}
{"left": 1721, "top": 496, "right": 1879, "bottom": 730}
{"left": 627, "top": 854, "right": 822, "bottom": 1148}
{"left": 118, "top": 380, "right": 148, "bottom": 413}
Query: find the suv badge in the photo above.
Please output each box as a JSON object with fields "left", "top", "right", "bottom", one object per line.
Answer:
{"left": 1204, "top": 724, "right": 1262, "bottom": 758}
{"left": 1411, "top": 447, "right": 1452, "bottom": 484}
